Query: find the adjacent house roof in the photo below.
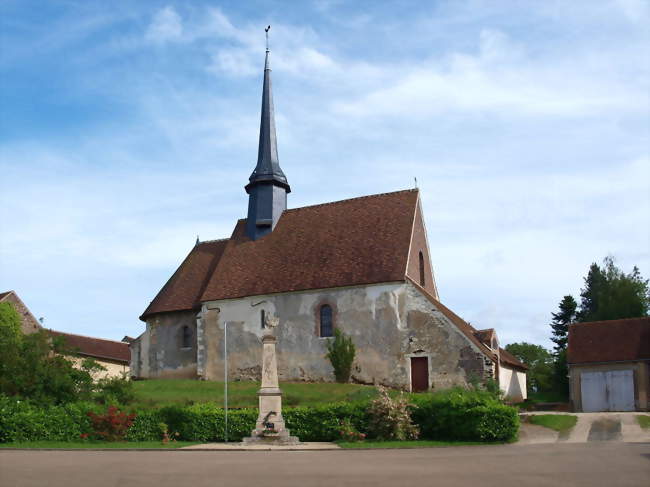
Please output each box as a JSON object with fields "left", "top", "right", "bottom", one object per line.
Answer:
{"left": 142, "top": 189, "right": 419, "bottom": 319}
{"left": 140, "top": 239, "right": 229, "bottom": 319}
{"left": 567, "top": 317, "right": 650, "bottom": 365}
{"left": 474, "top": 328, "right": 496, "bottom": 347}
{"left": 499, "top": 347, "right": 528, "bottom": 371}
{"left": 49, "top": 330, "right": 130, "bottom": 364}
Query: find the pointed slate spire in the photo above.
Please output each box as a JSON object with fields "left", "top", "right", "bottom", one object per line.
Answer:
{"left": 245, "top": 45, "right": 290, "bottom": 191}
{"left": 245, "top": 27, "right": 291, "bottom": 241}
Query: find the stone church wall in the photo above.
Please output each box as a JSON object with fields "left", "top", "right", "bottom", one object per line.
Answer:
{"left": 131, "top": 310, "right": 198, "bottom": 379}
{"left": 199, "top": 281, "right": 492, "bottom": 389}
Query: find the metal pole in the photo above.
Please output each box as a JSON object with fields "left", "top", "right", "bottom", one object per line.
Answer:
{"left": 224, "top": 321, "right": 228, "bottom": 443}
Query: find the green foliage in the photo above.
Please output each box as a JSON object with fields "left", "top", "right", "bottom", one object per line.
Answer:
{"left": 550, "top": 295, "right": 577, "bottom": 353}
{"left": 411, "top": 387, "right": 519, "bottom": 442}
{"left": 0, "top": 302, "right": 23, "bottom": 396}
{"left": 337, "top": 418, "right": 365, "bottom": 442}
{"left": 95, "top": 376, "right": 135, "bottom": 405}
{"left": 325, "top": 329, "right": 356, "bottom": 383}
{"left": 577, "top": 256, "right": 649, "bottom": 322}
{"left": 505, "top": 342, "right": 553, "bottom": 394}
{"left": 0, "top": 325, "right": 97, "bottom": 405}
{"left": 1, "top": 387, "right": 520, "bottom": 444}
{"left": 636, "top": 416, "right": 650, "bottom": 429}
{"left": 87, "top": 406, "right": 136, "bottom": 441}
{"left": 0, "top": 395, "right": 97, "bottom": 442}
{"left": 367, "top": 386, "right": 419, "bottom": 441}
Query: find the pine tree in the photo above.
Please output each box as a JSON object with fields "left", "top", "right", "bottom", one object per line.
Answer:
{"left": 550, "top": 295, "right": 577, "bottom": 354}
{"left": 577, "top": 256, "right": 649, "bottom": 322}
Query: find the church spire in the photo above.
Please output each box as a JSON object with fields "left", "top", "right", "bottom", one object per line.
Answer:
{"left": 245, "top": 26, "right": 291, "bottom": 241}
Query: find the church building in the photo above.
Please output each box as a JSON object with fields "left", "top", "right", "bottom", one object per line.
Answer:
{"left": 130, "top": 45, "right": 527, "bottom": 398}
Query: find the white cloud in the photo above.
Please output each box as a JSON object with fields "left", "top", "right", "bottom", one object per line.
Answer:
{"left": 145, "top": 6, "right": 183, "bottom": 44}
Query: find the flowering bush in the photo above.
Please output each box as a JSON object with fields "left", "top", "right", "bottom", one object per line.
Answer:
{"left": 367, "top": 387, "right": 419, "bottom": 441}
{"left": 338, "top": 418, "right": 365, "bottom": 442}
{"left": 87, "top": 406, "right": 136, "bottom": 442}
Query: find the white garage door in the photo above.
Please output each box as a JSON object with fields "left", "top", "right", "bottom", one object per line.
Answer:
{"left": 581, "top": 370, "right": 635, "bottom": 412}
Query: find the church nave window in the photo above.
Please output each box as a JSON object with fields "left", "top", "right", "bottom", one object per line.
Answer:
{"left": 181, "top": 325, "right": 192, "bottom": 349}
{"left": 319, "top": 304, "right": 333, "bottom": 337}
{"left": 418, "top": 251, "right": 426, "bottom": 287}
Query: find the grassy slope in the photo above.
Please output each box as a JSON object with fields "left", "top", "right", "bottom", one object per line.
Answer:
{"left": 528, "top": 414, "right": 577, "bottom": 432}
{"left": 0, "top": 441, "right": 199, "bottom": 449}
{"left": 131, "top": 380, "right": 379, "bottom": 408}
{"left": 637, "top": 416, "right": 650, "bottom": 429}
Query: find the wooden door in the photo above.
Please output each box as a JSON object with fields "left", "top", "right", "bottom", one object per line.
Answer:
{"left": 410, "top": 357, "right": 429, "bottom": 392}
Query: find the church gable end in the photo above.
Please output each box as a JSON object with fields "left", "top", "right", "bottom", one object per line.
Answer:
{"left": 405, "top": 196, "right": 438, "bottom": 299}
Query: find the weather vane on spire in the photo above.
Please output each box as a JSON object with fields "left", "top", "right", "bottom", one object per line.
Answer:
{"left": 265, "top": 25, "right": 271, "bottom": 51}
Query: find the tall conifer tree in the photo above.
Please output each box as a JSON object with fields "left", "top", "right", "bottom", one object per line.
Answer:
{"left": 550, "top": 295, "right": 577, "bottom": 354}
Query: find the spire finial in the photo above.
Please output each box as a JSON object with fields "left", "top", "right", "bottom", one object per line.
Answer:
{"left": 265, "top": 25, "right": 270, "bottom": 52}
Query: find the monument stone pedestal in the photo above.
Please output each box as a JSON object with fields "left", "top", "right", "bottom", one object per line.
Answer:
{"left": 242, "top": 335, "right": 300, "bottom": 445}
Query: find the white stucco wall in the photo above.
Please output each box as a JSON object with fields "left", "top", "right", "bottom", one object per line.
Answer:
{"left": 499, "top": 364, "right": 527, "bottom": 401}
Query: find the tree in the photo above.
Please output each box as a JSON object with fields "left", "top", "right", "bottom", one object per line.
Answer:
{"left": 577, "top": 256, "right": 649, "bottom": 322}
{"left": 550, "top": 295, "right": 577, "bottom": 354}
{"left": 504, "top": 342, "right": 553, "bottom": 394}
{"left": 0, "top": 302, "right": 100, "bottom": 404}
{"left": 325, "top": 329, "right": 356, "bottom": 383}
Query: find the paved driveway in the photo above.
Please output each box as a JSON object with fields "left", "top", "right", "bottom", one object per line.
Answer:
{"left": 1, "top": 443, "right": 649, "bottom": 487}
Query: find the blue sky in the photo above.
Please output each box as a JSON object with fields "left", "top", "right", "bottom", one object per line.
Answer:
{"left": 1, "top": 0, "right": 648, "bottom": 347}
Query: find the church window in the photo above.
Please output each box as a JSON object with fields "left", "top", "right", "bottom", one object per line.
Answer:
{"left": 261, "top": 309, "right": 266, "bottom": 329}
{"left": 319, "top": 304, "right": 333, "bottom": 337}
{"left": 418, "top": 251, "right": 426, "bottom": 287}
{"left": 181, "top": 325, "right": 192, "bottom": 348}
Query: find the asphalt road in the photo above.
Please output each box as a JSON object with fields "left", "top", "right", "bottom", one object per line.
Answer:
{"left": 1, "top": 443, "right": 649, "bottom": 487}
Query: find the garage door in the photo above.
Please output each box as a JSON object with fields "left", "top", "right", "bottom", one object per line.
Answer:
{"left": 580, "top": 370, "right": 635, "bottom": 412}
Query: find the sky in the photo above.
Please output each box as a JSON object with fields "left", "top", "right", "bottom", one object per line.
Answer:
{"left": 1, "top": 0, "right": 648, "bottom": 348}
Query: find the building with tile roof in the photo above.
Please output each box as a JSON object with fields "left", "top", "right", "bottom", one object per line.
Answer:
{"left": 568, "top": 317, "right": 649, "bottom": 411}
{"left": 130, "top": 44, "right": 526, "bottom": 397}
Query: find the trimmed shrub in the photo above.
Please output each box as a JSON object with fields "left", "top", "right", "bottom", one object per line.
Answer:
{"left": 411, "top": 387, "right": 519, "bottom": 442}
{"left": 284, "top": 402, "right": 370, "bottom": 441}
{"left": 367, "top": 387, "right": 419, "bottom": 440}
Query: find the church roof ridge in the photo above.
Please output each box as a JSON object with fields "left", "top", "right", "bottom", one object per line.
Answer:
{"left": 285, "top": 188, "right": 419, "bottom": 213}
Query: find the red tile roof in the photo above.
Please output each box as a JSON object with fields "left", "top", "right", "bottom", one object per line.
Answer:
{"left": 49, "top": 330, "right": 130, "bottom": 363}
{"left": 140, "top": 239, "right": 229, "bottom": 319}
{"left": 567, "top": 317, "right": 650, "bottom": 364}
{"left": 142, "top": 189, "right": 419, "bottom": 320}
{"left": 474, "top": 328, "right": 495, "bottom": 346}
{"left": 201, "top": 189, "right": 419, "bottom": 301}
{"left": 499, "top": 347, "right": 528, "bottom": 371}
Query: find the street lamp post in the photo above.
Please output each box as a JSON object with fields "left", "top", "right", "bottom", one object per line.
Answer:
{"left": 224, "top": 321, "right": 228, "bottom": 443}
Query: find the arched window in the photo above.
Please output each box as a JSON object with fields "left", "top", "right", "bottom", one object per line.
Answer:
{"left": 261, "top": 309, "right": 266, "bottom": 329}
{"left": 418, "top": 251, "right": 426, "bottom": 287}
{"left": 181, "top": 325, "right": 192, "bottom": 348}
{"left": 319, "top": 304, "right": 333, "bottom": 337}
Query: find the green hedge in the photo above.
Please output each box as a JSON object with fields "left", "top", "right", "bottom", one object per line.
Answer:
{"left": 411, "top": 388, "right": 519, "bottom": 442}
{"left": 0, "top": 388, "right": 518, "bottom": 443}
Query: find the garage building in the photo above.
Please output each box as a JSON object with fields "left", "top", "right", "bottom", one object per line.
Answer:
{"left": 568, "top": 317, "right": 649, "bottom": 412}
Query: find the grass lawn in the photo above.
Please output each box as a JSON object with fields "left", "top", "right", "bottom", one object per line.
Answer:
{"left": 0, "top": 441, "right": 200, "bottom": 449}
{"left": 637, "top": 416, "right": 650, "bottom": 429}
{"left": 528, "top": 414, "right": 577, "bottom": 432}
{"left": 132, "top": 379, "right": 379, "bottom": 408}
{"left": 337, "top": 440, "right": 501, "bottom": 449}
{"left": 527, "top": 391, "right": 569, "bottom": 403}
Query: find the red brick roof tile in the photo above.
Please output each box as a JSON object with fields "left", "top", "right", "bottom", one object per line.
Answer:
{"left": 200, "top": 189, "right": 419, "bottom": 301}
{"left": 49, "top": 330, "right": 130, "bottom": 363}
{"left": 567, "top": 317, "right": 650, "bottom": 364}
{"left": 140, "top": 239, "right": 228, "bottom": 319}
{"left": 499, "top": 347, "right": 528, "bottom": 371}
